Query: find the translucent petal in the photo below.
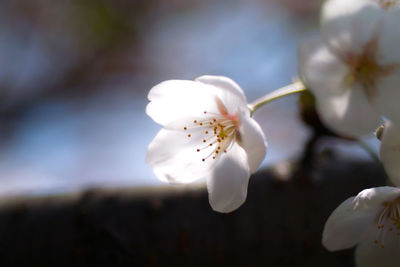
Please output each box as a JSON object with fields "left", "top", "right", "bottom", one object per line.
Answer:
{"left": 237, "top": 112, "right": 267, "bottom": 173}
{"left": 321, "top": 0, "right": 383, "bottom": 56}
{"left": 147, "top": 76, "right": 249, "bottom": 126}
{"left": 378, "top": 9, "right": 400, "bottom": 65}
{"left": 195, "top": 75, "right": 249, "bottom": 116}
{"left": 380, "top": 121, "right": 400, "bottom": 186}
{"left": 322, "top": 197, "right": 377, "bottom": 251}
{"left": 353, "top": 186, "right": 400, "bottom": 209}
{"left": 314, "top": 85, "right": 381, "bottom": 137}
{"left": 146, "top": 80, "right": 219, "bottom": 126}
{"left": 146, "top": 127, "right": 217, "bottom": 183}
{"left": 373, "top": 70, "right": 400, "bottom": 125}
{"left": 207, "top": 143, "right": 250, "bottom": 213}
{"left": 298, "top": 38, "right": 349, "bottom": 96}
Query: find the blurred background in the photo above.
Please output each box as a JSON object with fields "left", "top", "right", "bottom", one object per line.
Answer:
{"left": 0, "top": 1, "right": 386, "bottom": 266}
{"left": 0, "top": 0, "right": 378, "bottom": 197}
{"left": 0, "top": 0, "right": 325, "bottom": 197}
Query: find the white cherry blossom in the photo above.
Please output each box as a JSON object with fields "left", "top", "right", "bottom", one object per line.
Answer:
{"left": 298, "top": 0, "right": 400, "bottom": 137}
{"left": 323, "top": 186, "right": 400, "bottom": 267}
{"left": 146, "top": 75, "right": 267, "bottom": 213}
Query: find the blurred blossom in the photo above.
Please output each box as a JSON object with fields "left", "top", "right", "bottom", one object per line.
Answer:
{"left": 299, "top": 0, "right": 400, "bottom": 137}
{"left": 379, "top": 121, "right": 400, "bottom": 186}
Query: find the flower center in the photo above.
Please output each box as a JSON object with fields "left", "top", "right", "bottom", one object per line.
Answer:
{"left": 183, "top": 99, "right": 239, "bottom": 162}
{"left": 373, "top": 197, "right": 400, "bottom": 248}
{"left": 344, "top": 39, "right": 395, "bottom": 99}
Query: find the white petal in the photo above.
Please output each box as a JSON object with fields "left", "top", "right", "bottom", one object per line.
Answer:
{"left": 353, "top": 186, "right": 400, "bottom": 209}
{"left": 237, "top": 112, "right": 267, "bottom": 174}
{"left": 298, "top": 38, "right": 349, "bottom": 96}
{"left": 380, "top": 121, "right": 400, "bottom": 186}
{"left": 146, "top": 127, "right": 217, "bottom": 183}
{"left": 355, "top": 233, "right": 400, "bottom": 267}
{"left": 207, "top": 143, "right": 250, "bottom": 213}
{"left": 378, "top": 9, "right": 400, "bottom": 65}
{"left": 314, "top": 85, "right": 381, "bottom": 137}
{"left": 322, "top": 197, "right": 377, "bottom": 251}
{"left": 147, "top": 76, "right": 249, "bottom": 126}
{"left": 196, "top": 75, "right": 249, "bottom": 116}
{"left": 146, "top": 80, "right": 219, "bottom": 125}
{"left": 370, "top": 9, "right": 400, "bottom": 125}
{"left": 321, "top": 0, "right": 383, "bottom": 56}
{"left": 373, "top": 70, "right": 400, "bottom": 125}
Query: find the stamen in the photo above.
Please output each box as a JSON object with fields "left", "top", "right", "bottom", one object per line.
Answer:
{"left": 373, "top": 196, "right": 400, "bottom": 248}
{"left": 183, "top": 104, "right": 239, "bottom": 162}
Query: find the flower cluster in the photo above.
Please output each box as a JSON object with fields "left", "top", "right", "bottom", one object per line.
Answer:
{"left": 298, "top": 0, "right": 400, "bottom": 266}
{"left": 146, "top": 0, "right": 400, "bottom": 265}
{"left": 299, "top": 0, "right": 400, "bottom": 137}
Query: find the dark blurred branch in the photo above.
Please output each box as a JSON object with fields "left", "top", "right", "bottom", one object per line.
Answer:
{"left": 0, "top": 157, "right": 385, "bottom": 267}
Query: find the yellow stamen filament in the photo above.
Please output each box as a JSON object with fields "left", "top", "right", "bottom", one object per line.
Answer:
{"left": 183, "top": 103, "right": 239, "bottom": 162}
{"left": 373, "top": 196, "right": 400, "bottom": 248}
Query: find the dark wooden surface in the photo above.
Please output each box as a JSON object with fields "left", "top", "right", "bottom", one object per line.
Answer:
{"left": 0, "top": 157, "right": 385, "bottom": 267}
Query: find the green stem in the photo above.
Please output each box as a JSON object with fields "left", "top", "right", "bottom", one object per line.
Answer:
{"left": 248, "top": 81, "right": 307, "bottom": 115}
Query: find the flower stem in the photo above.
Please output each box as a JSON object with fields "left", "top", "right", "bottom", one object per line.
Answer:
{"left": 248, "top": 81, "right": 307, "bottom": 115}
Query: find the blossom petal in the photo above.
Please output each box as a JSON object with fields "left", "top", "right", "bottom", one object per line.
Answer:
{"left": 237, "top": 112, "right": 267, "bottom": 174}
{"left": 314, "top": 85, "right": 381, "bottom": 137}
{"left": 355, "top": 233, "right": 400, "bottom": 267}
{"left": 371, "top": 10, "right": 400, "bottom": 124}
{"left": 207, "top": 143, "right": 250, "bottom": 213}
{"left": 298, "top": 38, "right": 349, "bottom": 96}
{"left": 146, "top": 80, "right": 219, "bottom": 125}
{"left": 380, "top": 121, "right": 400, "bottom": 186}
{"left": 322, "top": 197, "right": 377, "bottom": 251}
{"left": 146, "top": 127, "right": 217, "bottom": 183}
{"left": 353, "top": 186, "right": 400, "bottom": 209}
{"left": 147, "top": 76, "right": 249, "bottom": 126}
{"left": 373, "top": 70, "right": 400, "bottom": 125}
{"left": 195, "top": 75, "right": 249, "bottom": 116}
{"left": 321, "top": 0, "right": 383, "bottom": 56}
{"left": 378, "top": 8, "right": 400, "bottom": 65}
